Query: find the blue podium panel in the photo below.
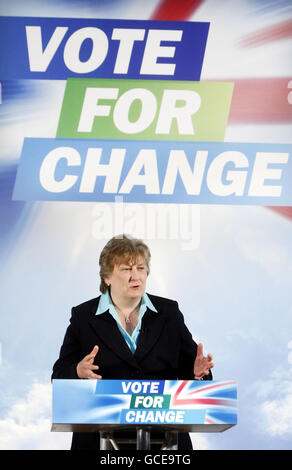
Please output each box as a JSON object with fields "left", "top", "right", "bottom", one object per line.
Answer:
{"left": 51, "top": 380, "right": 237, "bottom": 433}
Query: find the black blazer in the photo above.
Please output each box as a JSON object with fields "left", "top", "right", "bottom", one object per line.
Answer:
{"left": 52, "top": 293, "right": 212, "bottom": 450}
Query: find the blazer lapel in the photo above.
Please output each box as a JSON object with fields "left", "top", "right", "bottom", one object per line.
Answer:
{"left": 89, "top": 311, "right": 138, "bottom": 367}
{"left": 134, "top": 307, "right": 167, "bottom": 362}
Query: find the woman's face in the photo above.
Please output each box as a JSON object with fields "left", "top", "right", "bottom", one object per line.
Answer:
{"left": 105, "top": 255, "right": 148, "bottom": 301}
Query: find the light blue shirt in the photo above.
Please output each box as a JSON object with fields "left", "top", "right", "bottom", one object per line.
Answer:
{"left": 96, "top": 289, "right": 158, "bottom": 354}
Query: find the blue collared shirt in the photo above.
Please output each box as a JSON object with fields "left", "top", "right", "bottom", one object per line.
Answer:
{"left": 96, "top": 289, "right": 157, "bottom": 353}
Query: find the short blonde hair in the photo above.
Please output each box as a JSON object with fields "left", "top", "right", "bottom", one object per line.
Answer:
{"left": 99, "top": 234, "right": 151, "bottom": 293}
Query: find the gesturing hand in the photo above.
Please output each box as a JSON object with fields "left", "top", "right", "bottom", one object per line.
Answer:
{"left": 194, "top": 343, "right": 214, "bottom": 380}
{"left": 76, "top": 345, "right": 102, "bottom": 380}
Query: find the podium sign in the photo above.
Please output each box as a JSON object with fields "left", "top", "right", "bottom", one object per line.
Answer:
{"left": 51, "top": 379, "right": 237, "bottom": 433}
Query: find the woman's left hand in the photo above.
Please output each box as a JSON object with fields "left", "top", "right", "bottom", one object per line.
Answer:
{"left": 193, "top": 343, "right": 214, "bottom": 380}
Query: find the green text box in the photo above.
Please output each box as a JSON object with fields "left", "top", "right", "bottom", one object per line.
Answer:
{"left": 130, "top": 395, "right": 171, "bottom": 409}
{"left": 57, "top": 78, "right": 233, "bottom": 141}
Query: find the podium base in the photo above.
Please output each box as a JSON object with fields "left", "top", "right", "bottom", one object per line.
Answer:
{"left": 99, "top": 429, "right": 178, "bottom": 450}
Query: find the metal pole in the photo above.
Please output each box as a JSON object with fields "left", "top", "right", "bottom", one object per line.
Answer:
{"left": 100, "top": 432, "right": 120, "bottom": 450}
{"left": 136, "top": 428, "right": 151, "bottom": 450}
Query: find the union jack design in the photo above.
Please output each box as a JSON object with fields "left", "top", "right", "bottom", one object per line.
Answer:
{"left": 168, "top": 380, "right": 237, "bottom": 425}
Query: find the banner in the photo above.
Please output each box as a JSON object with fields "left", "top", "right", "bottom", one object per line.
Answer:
{"left": 0, "top": 0, "right": 291, "bottom": 453}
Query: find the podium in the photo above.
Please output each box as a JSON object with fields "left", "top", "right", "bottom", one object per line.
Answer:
{"left": 51, "top": 379, "right": 237, "bottom": 450}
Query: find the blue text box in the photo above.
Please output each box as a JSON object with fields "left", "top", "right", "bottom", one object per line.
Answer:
{"left": 12, "top": 138, "right": 292, "bottom": 206}
{"left": 95, "top": 380, "right": 165, "bottom": 395}
{"left": 0, "top": 16, "right": 209, "bottom": 81}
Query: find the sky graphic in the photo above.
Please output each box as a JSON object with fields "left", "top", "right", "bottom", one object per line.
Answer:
{"left": 0, "top": 0, "right": 292, "bottom": 450}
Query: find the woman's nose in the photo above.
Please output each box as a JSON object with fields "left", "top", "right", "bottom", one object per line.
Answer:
{"left": 130, "top": 268, "right": 139, "bottom": 280}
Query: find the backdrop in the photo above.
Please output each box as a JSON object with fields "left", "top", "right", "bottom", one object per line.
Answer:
{"left": 0, "top": 0, "right": 292, "bottom": 450}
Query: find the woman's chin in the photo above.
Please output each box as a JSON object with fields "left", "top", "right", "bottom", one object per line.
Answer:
{"left": 128, "top": 286, "right": 144, "bottom": 297}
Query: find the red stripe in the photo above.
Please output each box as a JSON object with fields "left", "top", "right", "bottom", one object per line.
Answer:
{"left": 240, "top": 19, "right": 292, "bottom": 47}
{"left": 267, "top": 207, "right": 292, "bottom": 219}
{"left": 226, "top": 77, "right": 292, "bottom": 124}
{"left": 186, "top": 380, "right": 236, "bottom": 396}
{"left": 174, "top": 380, "right": 188, "bottom": 398}
{"left": 205, "top": 417, "right": 217, "bottom": 424}
{"left": 173, "top": 397, "right": 236, "bottom": 407}
{"left": 151, "top": 0, "right": 204, "bottom": 21}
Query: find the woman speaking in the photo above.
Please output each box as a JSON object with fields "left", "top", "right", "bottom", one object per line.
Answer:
{"left": 52, "top": 234, "right": 214, "bottom": 450}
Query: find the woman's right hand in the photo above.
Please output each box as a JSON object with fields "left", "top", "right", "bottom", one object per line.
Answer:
{"left": 76, "top": 345, "right": 102, "bottom": 379}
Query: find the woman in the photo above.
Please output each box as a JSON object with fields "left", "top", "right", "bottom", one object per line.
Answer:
{"left": 52, "top": 234, "right": 214, "bottom": 450}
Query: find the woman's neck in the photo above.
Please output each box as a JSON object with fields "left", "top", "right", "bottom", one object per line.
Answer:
{"left": 109, "top": 291, "right": 141, "bottom": 314}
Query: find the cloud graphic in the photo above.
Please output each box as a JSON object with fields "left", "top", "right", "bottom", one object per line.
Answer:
{"left": 253, "top": 367, "right": 292, "bottom": 438}
{"left": 0, "top": 382, "right": 71, "bottom": 450}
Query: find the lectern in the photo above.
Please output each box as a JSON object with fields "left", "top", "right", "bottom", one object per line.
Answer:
{"left": 51, "top": 379, "right": 237, "bottom": 450}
